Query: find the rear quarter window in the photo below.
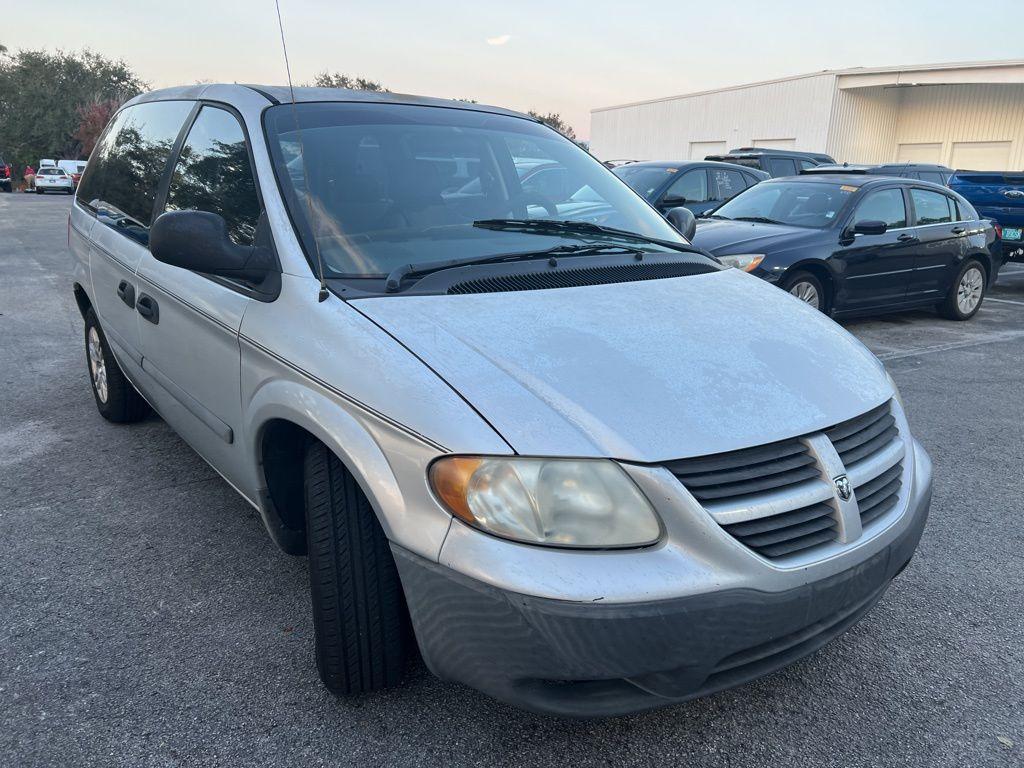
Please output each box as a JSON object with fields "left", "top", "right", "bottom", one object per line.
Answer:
{"left": 77, "top": 100, "right": 193, "bottom": 241}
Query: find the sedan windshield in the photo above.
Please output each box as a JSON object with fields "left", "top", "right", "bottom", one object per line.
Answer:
{"left": 264, "top": 103, "right": 684, "bottom": 278}
{"left": 712, "top": 181, "right": 855, "bottom": 228}
{"left": 612, "top": 165, "right": 675, "bottom": 198}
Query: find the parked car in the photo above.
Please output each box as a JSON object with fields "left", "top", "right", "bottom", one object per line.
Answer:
{"left": 34, "top": 167, "right": 75, "bottom": 194}
{"left": 704, "top": 147, "right": 835, "bottom": 177}
{"left": 57, "top": 159, "right": 88, "bottom": 186}
{"left": 802, "top": 163, "right": 953, "bottom": 185}
{"left": 70, "top": 85, "right": 931, "bottom": 717}
{"left": 692, "top": 173, "right": 1002, "bottom": 320}
{"left": 0, "top": 156, "right": 11, "bottom": 192}
{"left": 39, "top": 158, "right": 57, "bottom": 169}
{"left": 948, "top": 170, "right": 1024, "bottom": 261}
{"left": 613, "top": 160, "right": 768, "bottom": 216}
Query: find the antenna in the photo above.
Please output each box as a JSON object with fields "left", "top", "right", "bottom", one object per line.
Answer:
{"left": 274, "top": 0, "right": 329, "bottom": 302}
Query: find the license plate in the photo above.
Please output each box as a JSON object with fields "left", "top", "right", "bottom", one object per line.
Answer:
{"left": 1004, "top": 228, "right": 1022, "bottom": 240}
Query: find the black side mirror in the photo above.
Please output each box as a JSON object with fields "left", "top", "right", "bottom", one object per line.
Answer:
{"left": 666, "top": 206, "right": 697, "bottom": 240}
{"left": 661, "top": 194, "right": 687, "bottom": 208}
{"left": 150, "top": 210, "right": 275, "bottom": 284}
{"left": 850, "top": 219, "right": 888, "bottom": 236}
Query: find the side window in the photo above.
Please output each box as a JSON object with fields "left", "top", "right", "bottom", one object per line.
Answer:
{"left": 798, "top": 159, "right": 816, "bottom": 171}
{"left": 711, "top": 169, "right": 746, "bottom": 201}
{"left": 522, "top": 167, "right": 570, "bottom": 202}
{"left": 853, "top": 188, "right": 907, "bottom": 229}
{"left": 664, "top": 169, "right": 709, "bottom": 203}
{"left": 910, "top": 188, "right": 953, "bottom": 226}
{"left": 165, "top": 106, "right": 261, "bottom": 246}
{"left": 767, "top": 157, "right": 797, "bottom": 177}
{"left": 76, "top": 101, "right": 193, "bottom": 242}
{"left": 920, "top": 171, "right": 944, "bottom": 184}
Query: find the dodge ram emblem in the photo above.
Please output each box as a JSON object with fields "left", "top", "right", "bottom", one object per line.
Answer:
{"left": 834, "top": 474, "right": 853, "bottom": 501}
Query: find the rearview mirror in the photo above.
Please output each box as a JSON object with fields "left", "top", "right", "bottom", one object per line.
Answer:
{"left": 851, "top": 219, "right": 888, "bottom": 236}
{"left": 150, "top": 210, "right": 276, "bottom": 284}
{"left": 666, "top": 207, "right": 697, "bottom": 240}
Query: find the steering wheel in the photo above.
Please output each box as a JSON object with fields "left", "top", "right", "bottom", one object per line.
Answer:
{"left": 503, "top": 192, "right": 560, "bottom": 218}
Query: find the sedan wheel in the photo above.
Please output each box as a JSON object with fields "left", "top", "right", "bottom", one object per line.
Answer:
{"left": 956, "top": 266, "right": 984, "bottom": 315}
{"left": 788, "top": 280, "right": 821, "bottom": 310}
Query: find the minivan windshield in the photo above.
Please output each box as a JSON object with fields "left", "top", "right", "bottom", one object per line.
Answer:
{"left": 711, "top": 181, "right": 856, "bottom": 228}
{"left": 264, "top": 103, "right": 685, "bottom": 278}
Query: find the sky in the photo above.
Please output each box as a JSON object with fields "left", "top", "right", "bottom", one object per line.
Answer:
{"left": 6, "top": 0, "right": 1024, "bottom": 140}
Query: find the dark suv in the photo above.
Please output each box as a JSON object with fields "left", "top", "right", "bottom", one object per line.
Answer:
{"left": 704, "top": 147, "right": 835, "bottom": 177}
{"left": 803, "top": 163, "right": 953, "bottom": 185}
{"left": 0, "top": 157, "right": 12, "bottom": 192}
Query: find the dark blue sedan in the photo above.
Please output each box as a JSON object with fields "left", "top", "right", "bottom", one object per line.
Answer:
{"left": 613, "top": 161, "right": 768, "bottom": 217}
{"left": 691, "top": 174, "right": 1004, "bottom": 321}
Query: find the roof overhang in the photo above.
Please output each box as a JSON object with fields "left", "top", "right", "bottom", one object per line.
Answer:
{"left": 836, "top": 60, "right": 1024, "bottom": 90}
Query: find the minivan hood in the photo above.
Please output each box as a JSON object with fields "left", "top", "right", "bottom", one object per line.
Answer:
{"left": 692, "top": 218, "right": 822, "bottom": 254}
{"left": 354, "top": 269, "right": 891, "bottom": 462}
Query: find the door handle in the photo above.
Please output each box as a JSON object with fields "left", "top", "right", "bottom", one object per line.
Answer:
{"left": 116, "top": 280, "right": 135, "bottom": 308}
{"left": 136, "top": 294, "right": 159, "bottom": 324}
{"left": 897, "top": 233, "right": 919, "bottom": 243}
{"left": 951, "top": 226, "right": 966, "bottom": 235}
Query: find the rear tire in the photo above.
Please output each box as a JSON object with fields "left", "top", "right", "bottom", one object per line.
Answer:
{"left": 781, "top": 270, "right": 825, "bottom": 312}
{"left": 304, "top": 441, "right": 410, "bottom": 695}
{"left": 938, "top": 258, "right": 986, "bottom": 320}
{"left": 84, "top": 308, "right": 149, "bottom": 423}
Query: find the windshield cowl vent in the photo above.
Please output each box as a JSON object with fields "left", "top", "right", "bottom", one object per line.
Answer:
{"left": 446, "top": 261, "right": 717, "bottom": 295}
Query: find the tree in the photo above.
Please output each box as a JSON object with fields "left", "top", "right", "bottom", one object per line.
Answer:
{"left": 74, "top": 98, "right": 122, "bottom": 158}
{"left": 527, "top": 110, "right": 577, "bottom": 141}
{"left": 0, "top": 48, "right": 145, "bottom": 177}
{"left": 308, "top": 71, "right": 388, "bottom": 92}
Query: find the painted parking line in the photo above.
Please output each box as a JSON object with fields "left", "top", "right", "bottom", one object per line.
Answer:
{"left": 987, "top": 297, "right": 1024, "bottom": 307}
{"left": 877, "top": 330, "right": 1024, "bottom": 360}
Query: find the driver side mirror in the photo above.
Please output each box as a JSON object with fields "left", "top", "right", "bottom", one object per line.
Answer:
{"left": 666, "top": 206, "right": 697, "bottom": 240}
{"left": 150, "top": 210, "right": 277, "bottom": 286}
{"left": 850, "top": 219, "right": 888, "bottom": 236}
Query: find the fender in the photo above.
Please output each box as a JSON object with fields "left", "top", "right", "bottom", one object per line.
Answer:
{"left": 245, "top": 379, "right": 460, "bottom": 562}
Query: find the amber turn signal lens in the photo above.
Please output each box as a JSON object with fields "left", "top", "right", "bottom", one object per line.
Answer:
{"left": 429, "top": 457, "right": 483, "bottom": 523}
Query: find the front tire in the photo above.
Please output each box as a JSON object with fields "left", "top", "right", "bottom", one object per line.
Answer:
{"left": 781, "top": 270, "right": 825, "bottom": 312}
{"left": 939, "top": 259, "right": 986, "bottom": 320}
{"left": 304, "top": 441, "right": 410, "bottom": 695}
{"left": 84, "top": 308, "right": 149, "bottom": 423}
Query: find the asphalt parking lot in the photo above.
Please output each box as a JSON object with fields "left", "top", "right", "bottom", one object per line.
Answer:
{"left": 2, "top": 192, "right": 1022, "bottom": 768}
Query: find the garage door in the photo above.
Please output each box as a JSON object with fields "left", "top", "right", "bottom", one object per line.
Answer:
{"left": 897, "top": 143, "right": 942, "bottom": 163}
{"left": 752, "top": 138, "right": 796, "bottom": 150}
{"left": 950, "top": 141, "right": 1012, "bottom": 170}
{"left": 690, "top": 141, "right": 726, "bottom": 160}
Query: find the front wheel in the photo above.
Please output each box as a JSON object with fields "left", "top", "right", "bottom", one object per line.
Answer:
{"left": 304, "top": 441, "right": 410, "bottom": 695}
{"left": 781, "top": 270, "right": 825, "bottom": 312}
{"left": 939, "top": 259, "right": 986, "bottom": 320}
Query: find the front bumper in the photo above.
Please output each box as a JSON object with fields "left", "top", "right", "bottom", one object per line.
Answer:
{"left": 394, "top": 444, "right": 932, "bottom": 718}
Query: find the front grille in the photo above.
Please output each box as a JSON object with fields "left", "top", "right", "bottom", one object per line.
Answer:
{"left": 668, "top": 400, "right": 907, "bottom": 561}
{"left": 663, "top": 438, "right": 817, "bottom": 503}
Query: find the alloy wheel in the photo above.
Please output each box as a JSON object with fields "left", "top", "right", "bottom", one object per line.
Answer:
{"left": 789, "top": 281, "right": 820, "bottom": 310}
{"left": 956, "top": 267, "right": 984, "bottom": 315}
{"left": 88, "top": 326, "right": 108, "bottom": 403}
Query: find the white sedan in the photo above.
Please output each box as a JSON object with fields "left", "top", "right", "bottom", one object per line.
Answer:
{"left": 35, "top": 167, "right": 75, "bottom": 194}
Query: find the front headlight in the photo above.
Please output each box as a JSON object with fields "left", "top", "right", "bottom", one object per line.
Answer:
{"left": 717, "top": 253, "right": 765, "bottom": 272}
{"left": 429, "top": 456, "right": 661, "bottom": 548}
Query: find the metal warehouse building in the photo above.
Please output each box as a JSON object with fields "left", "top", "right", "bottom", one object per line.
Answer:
{"left": 590, "top": 60, "right": 1024, "bottom": 170}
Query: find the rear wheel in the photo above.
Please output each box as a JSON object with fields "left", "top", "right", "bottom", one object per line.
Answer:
{"left": 304, "top": 441, "right": 410, "bottom": 695}
{"left": 84, "top": 308, "right": 149, "bottom": 423}
{"left": 781, "top": 270, "right": 825, "bottom": 312}
{"left": 939, "top": 259, "right": 986, "bottom": 320}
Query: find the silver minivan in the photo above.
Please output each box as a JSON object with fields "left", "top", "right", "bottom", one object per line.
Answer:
{"left": 69, "top": 84, "right": 932, "bottom": 717}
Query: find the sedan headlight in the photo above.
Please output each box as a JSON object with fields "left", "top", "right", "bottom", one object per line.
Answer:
{"left": 717, "top": 253, "right": 765, "bottom": 272}
{"left": 429, "top": 457, "right": 661, "bottom": 548}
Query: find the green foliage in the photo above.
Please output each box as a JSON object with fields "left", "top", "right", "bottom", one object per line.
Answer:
{"left": 308, "top": 72, "right": 388, "bottom": 92}
{"left": 0, "top": 48, "right": 145, "bottom": 178}
{"left": 527, "top": 110, "right": 577, "bottom": 142}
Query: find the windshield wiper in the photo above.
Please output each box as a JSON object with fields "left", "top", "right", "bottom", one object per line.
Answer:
{"left": 472, "top": 218, "right": 694, "bottom": 252}
{"left": 732, "top": 216, "right": 786, "bottom": 225}
{"left": 384, "top": 242, "right": 645, "bottom": 293}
